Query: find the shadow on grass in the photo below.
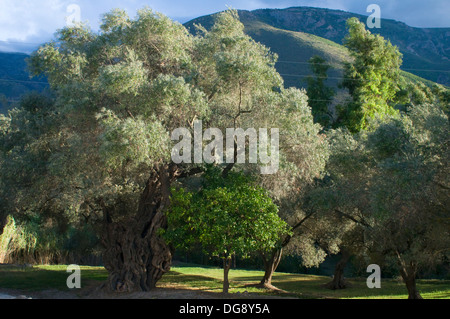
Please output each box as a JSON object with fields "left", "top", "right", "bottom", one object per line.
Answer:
{"left": 1, "top": 264, "right": 448, "bottom": 299}
{"left": 0, "top": 265, "right": 108, "bottom": 292}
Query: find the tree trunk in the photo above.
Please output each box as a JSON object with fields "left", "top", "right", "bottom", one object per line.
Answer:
{"left": 325, "top": 249, "right": 351, "bottom": 290}
{"left": 259, "top": 248, "right": 283, "bottom": 288}
{"left": 257, "top": 212, "right": 314, "bottom": 289}
{"left": 101, "top": 165, "right": 174, "bottom": 292}
{"left": 397, "top": 253, "right": 423, "bottom": 299}
{"left": 403, "top": 272, "right": 423, "bottom": 299}
{"left": 223, "top": 257, "right": 232, "bottom": 293}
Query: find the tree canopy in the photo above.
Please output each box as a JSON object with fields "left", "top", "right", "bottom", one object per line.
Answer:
{"left": 338, "top": 17, "right": 403, "bottom": 132}
{"left": 164, "top": 169, "right": 291, "bottom": 292}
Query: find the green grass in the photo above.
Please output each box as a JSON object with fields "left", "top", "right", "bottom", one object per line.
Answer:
{"left": 164, "top": 264, "right": 450, "bottom": 299}
{"left": 0, "top": 265, "right": 107, "bottom": 291}
{"left": 1, "top": 263, "right": 448, "bottom": 299}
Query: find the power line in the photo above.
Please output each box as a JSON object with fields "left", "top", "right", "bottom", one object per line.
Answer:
{"left": 0, "top": 39, "right": 448, "bottom": 73}
{"left": 0, "top": 40, "right": 42, "bottom": 46}
{"left": 0, "top": 79, "right": 49, "bottom": 85}
{"left": 1, "top": 39, "right": 448, "bottom": 74}
{"left": 276, "top": 60, "right": 450, "bottom": 73}
{"left": 280, "top": 73, "right": 388, "bottom": 82}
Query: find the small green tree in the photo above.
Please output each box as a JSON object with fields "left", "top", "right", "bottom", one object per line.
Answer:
{"left": 305, "top": 55, "right": 335, "bottom": 128}
{"left": 338, "top": 18, "right": 402, "bottom": 132}
{"left": 164, "top": 170, "right": 291, "bottom": 293}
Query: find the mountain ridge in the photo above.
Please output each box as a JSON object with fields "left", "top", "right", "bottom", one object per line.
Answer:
{"left": 0, "top": 6, "right": 448, "bottom": 113}
{"left": 185, "top": 7, "right": 450, "bottom": 86}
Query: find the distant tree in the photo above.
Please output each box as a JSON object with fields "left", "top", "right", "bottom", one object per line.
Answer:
{"left": 305, "top": 55, "right": 335, "bottom": 128}
{"left": 164, "top": 170, "right": 291, "bottom": 293}
{"left": 338, "top": 18, "right": 402, "bottom": 132}
{"left": 431, "top": 84, "right": 450, "bottom": 114}
{"left": 400, "top": 81, "right": 450, "bottom": 114}
{"left": 364, "top": 104, "right": 449, "bottom": 299}
{"left": 315, "top": 103, "right": 449, "bottom": 298}
{"left": 302, "top": 128, "right": 373, "bottom": 290}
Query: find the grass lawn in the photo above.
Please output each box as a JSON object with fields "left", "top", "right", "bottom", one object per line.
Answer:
{"left": 0, "top": 263, "right": 448, "bottom": 299}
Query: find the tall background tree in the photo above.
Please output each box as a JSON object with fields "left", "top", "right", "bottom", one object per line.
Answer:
{"left": 338, "top": 18, "right": 403, "bottom": 132}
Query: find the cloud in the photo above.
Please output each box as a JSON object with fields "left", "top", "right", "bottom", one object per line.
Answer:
{"left": 0, "top": 0, "right": 67, "bottom": 40}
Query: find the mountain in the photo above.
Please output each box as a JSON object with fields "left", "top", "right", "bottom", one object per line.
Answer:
{"left": 1, "top": 6, "right": 447, "bottom": 114}
{"left": 184, "top": 7, "right": 450, "bottom": 87}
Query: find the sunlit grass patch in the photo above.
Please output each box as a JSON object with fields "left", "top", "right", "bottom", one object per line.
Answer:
{"left": 1, "top": 263, "right": 449, "bottom": 299}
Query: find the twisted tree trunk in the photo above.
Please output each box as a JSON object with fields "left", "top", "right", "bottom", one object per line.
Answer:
{"left": 397, "top": 252, "right": 423, "bottom": 299}
{"left": 325, "top": 249, "right": 351, "bottom": 290}
{"left": 257, "top": 212, "right": 314, "bottom": 289}
{"left": 259, "top": 249, "right": 283, "bottom": 288}
{"left": 0, "top": 214, "right": 7, "bottom": 237}
{"left": 402, "top": 271, "right": 422, "bottom": 299}
{"left": 101, "top": 165, "right": 174, "bottom": 292}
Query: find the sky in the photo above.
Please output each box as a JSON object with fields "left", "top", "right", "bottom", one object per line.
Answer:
{"left": 0, "top": 0, "right": 449, "bottom": 53}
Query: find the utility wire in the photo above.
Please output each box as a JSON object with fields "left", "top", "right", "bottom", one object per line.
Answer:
{"left": 0, "top": 39, "right": 448, "bottom": 73}
{"left": 276, "top": 60, "right": 450, "bottom": 73}
{"left": 0, "top": 79, "right": 48, "bottom": 85}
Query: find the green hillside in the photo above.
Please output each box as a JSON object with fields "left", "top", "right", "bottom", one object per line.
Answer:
{"left": 246, "top": 7, "right": 450, "bottom": 86}
{"left": 0, "top": 52, "right": 48, "bottom": 112}
{"left": 0, "top": 6, "right": 446, "bottom": 114}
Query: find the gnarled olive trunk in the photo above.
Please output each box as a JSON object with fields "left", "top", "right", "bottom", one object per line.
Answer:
{"left": 325, "top": 249, "right": 351, "bottom": 290}
{"left": 402, "top": 272, "right": 422, "bottom": 299}
{"left": 101, "top": 166, "right": 174, "bottom": 292}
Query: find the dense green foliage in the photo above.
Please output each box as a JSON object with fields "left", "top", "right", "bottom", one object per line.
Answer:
{"left": 337, "top": 18, "right": 402, "bottom": 132}
{"left": 165, "top": 170, "right": 290, "bottom": 258}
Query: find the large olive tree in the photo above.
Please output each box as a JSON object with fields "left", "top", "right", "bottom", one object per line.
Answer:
{"left": 0, "top": 9, "right": 327, "bottom": 292}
